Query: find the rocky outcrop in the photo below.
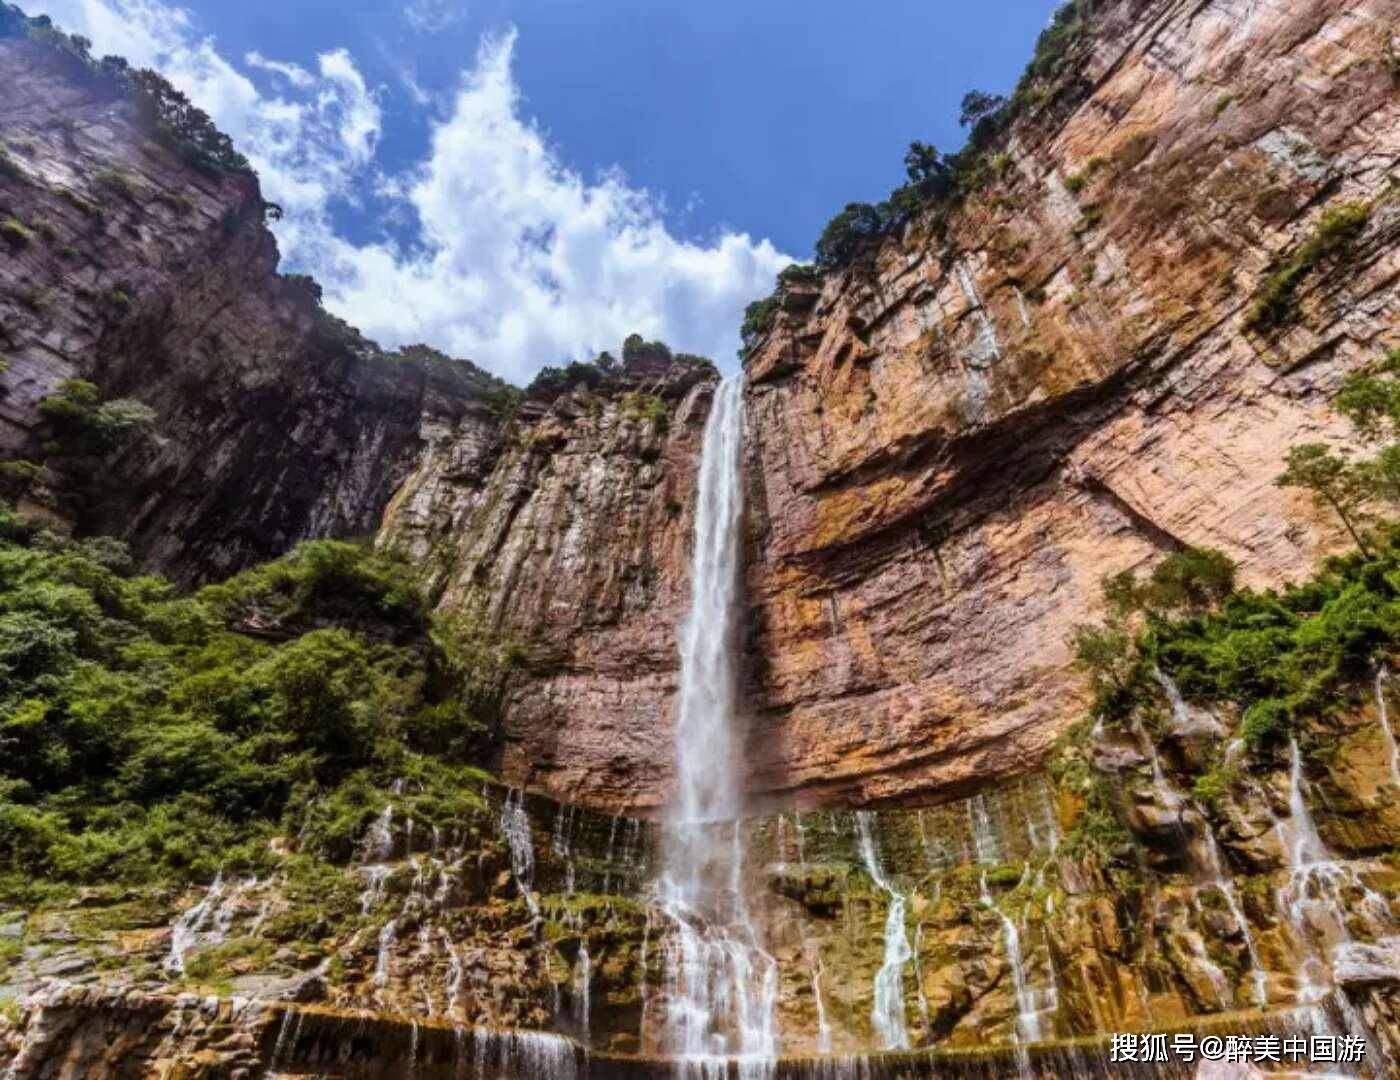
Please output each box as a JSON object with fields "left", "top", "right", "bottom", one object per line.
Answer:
{"left": 0, "top": 36, "right": 505, "bottom": 582}
{"left": 737, "top": 0, "right": 1400, "bottom": 808}
{"left": 379, "top": 356, "right": 718, "bottom": 810}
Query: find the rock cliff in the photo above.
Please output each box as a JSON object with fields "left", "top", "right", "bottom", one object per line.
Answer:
{"left": 380, "top": 0, "right": 1400, "bottom": 811}
{"left": 0, "top": 34, "right": 506, "bottom": 582}
{"left": 4, "top": 0, "right": 1400, "bottom": 815}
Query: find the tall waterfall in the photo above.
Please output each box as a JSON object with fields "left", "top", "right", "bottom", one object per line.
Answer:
{"left": 656, "top": 376, "right": 779, "bottom": 1075}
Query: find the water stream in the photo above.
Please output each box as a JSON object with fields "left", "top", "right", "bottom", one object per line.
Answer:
{"left": 654, "top": 375, "right": 779, "bottom": 1076}
{"left": 855, "top": 811, "right": 912, "bottom": 1050}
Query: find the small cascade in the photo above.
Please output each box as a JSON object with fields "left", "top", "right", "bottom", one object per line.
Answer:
{"left": 855, "top": 811, "right": 911, "bottom": 1051}
{"left": 1276, "top": 737, "right": 1384, "bottom": 1005}
{"left": 1139, "top": 689, "right": 1269, "bottom": 1010}
{"left": 1375, "top": 666, "right": 1400, "bottom": 789}
{"left": 804, "top": 940, "right": 833, "bottom": 1054}
{"left": 573, "top": 945, "right": 591, "bottom": 1041}
{"left": 360, "top": 792, "right": 397, "bottom": 863}
{"left": 980, "top": 871, "right": 1034, "bottom": 1075}
{"left": 469, "top": 1027, "right": 582, "bottom": 1080}
{"left": 164, "top": 872, "right": 228, "bottom": 975}
{"left": 500, "top": 787, "right": 540, "bottom": 918}
{"left": 1196, "top": 828, "right": 1269, "bottom": 1008}
{"left": 1153, "top": 668, "right": 1220, "bottom": 735}
{"left": 967, "top": 795, "right": 1001, "bottom": 865}
{"left": 1024, "top": 775, "right": 1061, "bottom": 856}
{"left": 359, "top": 864, "right": 392, "bottom": 915}
{"left": 374, "top": 917, "right": 398, "bottom": 992}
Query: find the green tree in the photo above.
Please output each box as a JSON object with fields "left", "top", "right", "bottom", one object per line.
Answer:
{"left": 1277, "top": 443, "right": 1371, "bottom": 556}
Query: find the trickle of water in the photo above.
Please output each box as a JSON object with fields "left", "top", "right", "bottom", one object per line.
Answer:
{"left": 1197, "top": 827, "right": 1268, "bottom": 1007}
{"left": 804, "top": 940, "right": 833, "bottom": 1053}
{"left": 164, "top": 872, "right": 227, "bottom": 975}
{"left": 374, "top": 917, "right": 398, "bottom": 991}
{"left": 855, "top": 811, "right": 911, "bottom": 1051}
{"left": 500, "top": 787, "right": 540, "bottom": 918}
{"left": 574, "top": 945, "right": 591, "bottom": 1040}
{"left": 1375, "top": 666, "right": 1400, "bottom": 790}
{"left": 969, "top": 794, "right": 1001, "bottom": 864}
{"left": 361, "top": 800, "right": 395, "bottom": 863}
{"left": 981, "top": 871, "right": 1034, "bottom": 1077}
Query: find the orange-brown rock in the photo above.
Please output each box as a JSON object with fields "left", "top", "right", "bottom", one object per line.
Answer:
{"left": 380, "top": 0, "right": 1400, "bottom": 812}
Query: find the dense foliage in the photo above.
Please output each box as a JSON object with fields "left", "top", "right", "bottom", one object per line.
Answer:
{"left": 1072, "top": 348, "right": 1400, "bottom": 751}
{"left": 527, "top": 334, "right": 713, "bottom": 399}
{"left": 0, "top": 527, "right": 504, "bottom": 896}
{"left": 1244, "top": 202, "right": 1371, "bottom": 332}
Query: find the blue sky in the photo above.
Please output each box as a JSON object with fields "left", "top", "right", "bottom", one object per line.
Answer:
{"left": 27, "top": 0, "right": 1061, "bottom": 381}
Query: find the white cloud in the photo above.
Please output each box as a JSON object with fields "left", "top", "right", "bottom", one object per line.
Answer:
{"left": 244, "top": 50, "right": 313, "bottom": 89}
{"left": 404, "top": 0, "right": 465, "bottom": 35}
{"left": 23, "top": 1, "right": 790, "bottom": 380}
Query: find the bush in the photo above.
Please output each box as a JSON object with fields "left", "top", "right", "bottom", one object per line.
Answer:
{"left": 1245, "top": 202, "right": 1371, "bottom": 332}
{"left": 0, "top": 527, "right": 506, "bottom": 888}
{"left": 0, "top": 216, "right": 33, "bottom": 248}
{"left": 621, "top": 391, "right": 668, "bottom": 434}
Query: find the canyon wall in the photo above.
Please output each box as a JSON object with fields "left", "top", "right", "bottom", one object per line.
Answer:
{"left": 4, "top": 0, "right": 1400, "bottom": 813}
{"left": 400, "top": 0, "right": 1400, "bottom": 810}
{"left": 0, "top": 36, "right": 504, "bottom": 582}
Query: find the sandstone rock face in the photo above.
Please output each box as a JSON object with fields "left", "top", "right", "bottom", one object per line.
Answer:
{"left": 379, "top": 358, "right": 718, "bottom": 810}
{"left": 378, "top": 0, "right": 1400, "bottom": 813}
{"left": 0, "top": 38, "right": 501, "bottom": 582}
{"left": 737, "top": 0, "right": 1400, "bottom": 809}
{"left": 4, "top": 1, "right": 1400, "bottom": 815}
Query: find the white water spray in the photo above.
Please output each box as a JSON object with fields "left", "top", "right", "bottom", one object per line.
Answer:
{"left": 855, "top": 811, "right": 911, "bottom": 1051}
{"left": 655, "top": 376, "right": 779, "bottom": 1075}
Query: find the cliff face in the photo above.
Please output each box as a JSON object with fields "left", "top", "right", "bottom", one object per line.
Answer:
{"left": 379, "top": 358, "right": 717, "bottom": 809}
{"left": 0, "top": 37, "right": 501, "bottom": 582}
{"left": 4, "top": 0, "right": 1400, "bottom": 813}
{"left": 381, "top": 0, "right": 1400, "bottom": 812}
{"left": 737, "top": 0, "right": 1400, "bottom": 808}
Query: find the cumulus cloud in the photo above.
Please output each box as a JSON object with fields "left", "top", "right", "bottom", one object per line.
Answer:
{"left": 24, "top": 1, "right": 790, "bottom": 380}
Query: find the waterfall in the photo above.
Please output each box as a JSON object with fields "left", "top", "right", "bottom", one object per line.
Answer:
{"left": 500, "top": 787, "right": 540, "bottom": 918}
{"left": 1198, "top": 827, "right": 1269, "bottom": 1008}
{"left": 980, "top": 872, "right": 1034, "bottom": 1076}
{"left": 656, "top": 376, "right": 779, "bottom": 1074}
{"left": 855, "top": 811, "right": 911, "bottom": 1051}
{"left": 164, "top": 872, "right": 227, "bottom": 975}
{"left": 574, "top": 945, "right": 591, "bottom": 1040}
{"left": 1376, "top": 667, "right": 1400, "bottom": 789}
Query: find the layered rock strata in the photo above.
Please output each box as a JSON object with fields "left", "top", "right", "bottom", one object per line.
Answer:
{"left": 0, "top": 36, "right": 504, "bottom": 582}
{"left": 379, "top": 0, "right": 1400, "bottom": 810}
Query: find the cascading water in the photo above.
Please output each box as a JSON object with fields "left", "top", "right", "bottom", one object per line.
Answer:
{"left": 855, "top": 811, "right": 912, "bottom": 1050}
{"left": 1375, "top": 666, "right": 1400, "bottom": 789}
{"left": 655, "top": 376, "right": 779, "bottom": 1076}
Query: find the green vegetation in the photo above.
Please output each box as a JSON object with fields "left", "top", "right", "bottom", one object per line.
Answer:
{"left": 738, "top": 263, "right": 819, "bottom": 359}
{"left": 1070, "top": 348, "right": 1400, "bottom": 763}
{"left": 0, "top": 526, "right": 507, "bottom": 899}
{"left": 0, "top": 7, "right": 251, "bottom": 176}
{"left": 805, "top": 0, "right": 1097, "bottom": 274}
{"left": 621, "top": 391, "right": 668, "bottom": 434}
{"left": 1244, "top": 201, "right": 1370, "bottom": 332}
{"left": 527, "top": 333, "right": 713, "bottom": 399}
{"left": 94, "top": 166, "right": 138, "bottom": 198}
